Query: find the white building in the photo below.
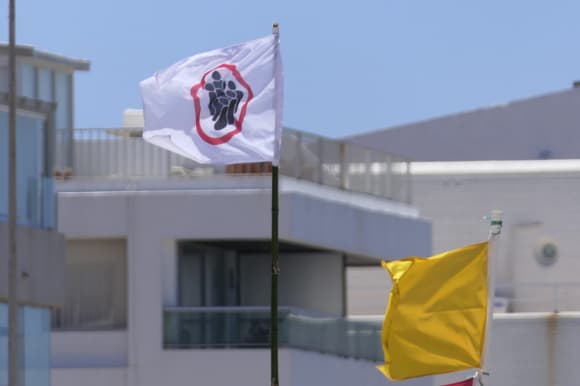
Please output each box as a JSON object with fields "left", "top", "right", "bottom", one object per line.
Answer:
{"left": 347, "top": 86, "right": 580, "bottom": 312}
{"left": 345, "top": 86, "right": 580, "bottom": 385}
{"left": 47, "top": 78, "right": 580, "bottom": 385}
{"left": 411, "top": 160, "right": 580, "bottom": 313}
{"left": 50, "top": 123, "right": 433, "bottom": 386}
{"left": 348, "top": 85, "right": 580, "bottom": 161}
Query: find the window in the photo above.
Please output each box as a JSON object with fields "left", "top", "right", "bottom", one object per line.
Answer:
{"left": 18, "top": 63, "right": 36, "bottom": 99}
{"left": 0, "top": 66, "right": 7, "bottom": 93}
{"left": 21, "top": 307, "right": 50, "bottom": 386}
{"left": 16, "top": 115, "right": 45, "bottom": 226}
{"left": 0, "top": 304, "right": 51, "bottom": 386}
{"left": 55, "top": 240, "right": 127, "bottom": 330}
{"left": 54, "top": 72, "right": 71, "bottom": 129}
{"left": 178, "top": 243, "right": 240, "bottom": 307}
{"left": 37, "top": 68, "right": 53, "bottom": 102}
{"left": 0, "top": 112, "right": 47, "bottom": 227}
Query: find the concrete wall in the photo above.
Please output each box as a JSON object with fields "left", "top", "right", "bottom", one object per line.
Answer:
{"left": 287, "top": 349, "right": 431, "bottom": 386}
{"left": 0, "top": 223, "right": 64, "bottom": 306}
{"left": 52, "top": 348, "right": 431, "bottom": 386}
{"left": 55, "top": 181, "right": 430, "bottom": 386}
{"left": 58, "top": 178, "right": 431, "bottom": 260}
{"left": 347, "top": 267, "right": 390, "bottom": 316}
{"left": 51, "top": 313, "right": 580, "bottom": 386}
{"left": 348, "top": 88, "right": 580, "bottom": 161}
{"left": 412, "top": 171, "right": 580, "bottom": 312}
{"left": 52, "top": 330, "right": 127, "bottom": 368}
{"left": 52, "top": 368, "right": 126, "bottom": 386}
{"left": 435, "top": 313, "right": 580, "bottom": 386}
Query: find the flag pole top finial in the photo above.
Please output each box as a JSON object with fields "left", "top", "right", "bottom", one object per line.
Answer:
{"left": 272, "top": 23, "right": 279, "bottom": 34}
{"left": 490, "top": 209, "right": 503, "bottom": 235}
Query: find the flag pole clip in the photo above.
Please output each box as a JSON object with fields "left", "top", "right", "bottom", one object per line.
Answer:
{"left": 474, "top": 369, "right": 490, "bottom": 385}
{"left": 484, "top": 210, "right": 503, "bottom": 235}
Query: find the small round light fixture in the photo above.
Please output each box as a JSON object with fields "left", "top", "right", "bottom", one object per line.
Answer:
{"left": 534, "top": 239, "right": 558, "bottom": 267}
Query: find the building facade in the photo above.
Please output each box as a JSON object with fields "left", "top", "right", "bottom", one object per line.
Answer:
{"left": 0, "top": 44, "right": 88, "bottom": 386}
{"left": 345, "top": 87, "right": 580, "bottom": 313}
{"left": 348, "top": 85, "right": 580, "bottom": 161}
{"left": 50, "top": 122, "right": 433, "bottom": 386}
{"left": 344, "top": 87, "right": 580, "bottom": 385}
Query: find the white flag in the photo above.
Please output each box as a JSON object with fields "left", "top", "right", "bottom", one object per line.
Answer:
{"left": 140, "top": 35, "right": 283, "bottom": 165}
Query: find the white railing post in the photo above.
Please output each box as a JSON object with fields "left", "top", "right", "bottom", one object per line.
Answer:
{"left": 317, "top": 137, "right": 323, "bottom": 185}
{"left": 405, "top": 161, "right": 412, "bottom": 204}
{"left": 384, "top": 155, "right": 391, "bottom": 199}
{"left": 296, "top": 130, "right": 303, "bottom": 179}
{"left": 364, "top": 149, "right": 371, "bottom": 194}
{"left": 339, "top": 142, "right": 347, "bottom": 190}
{"left": 552, "top": 284, "right": 559, "bottom": 313}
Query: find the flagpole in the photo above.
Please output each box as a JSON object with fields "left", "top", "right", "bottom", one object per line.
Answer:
{"left": 8, "top": 1, "right": 20, "bottom": 386}
{"left": 270, "top": 164, "right": 279, "bottom": 386}
{"left": 478, "top": 209, "right": 503, "bottom": 384}
{"left": 270, "top": 22, "right": 280, "bottom": 386}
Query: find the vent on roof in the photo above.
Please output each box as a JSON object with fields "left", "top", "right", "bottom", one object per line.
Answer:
{"left": 123, "top": 109, "right": 144, "bottom": 128}
{"left": 573, "top": 81, "right": 580, "bottom": 88}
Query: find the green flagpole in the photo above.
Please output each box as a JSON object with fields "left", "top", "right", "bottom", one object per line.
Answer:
{"left": 270, "top": 164, "right": 279, "bottom": 386}
{"left": 270, "top": 22, "right": 280, "bottom": 386}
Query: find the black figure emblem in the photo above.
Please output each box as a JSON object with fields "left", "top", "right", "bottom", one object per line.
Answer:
{"left": 204, "top": 71, "right": 244, "bottom": 131}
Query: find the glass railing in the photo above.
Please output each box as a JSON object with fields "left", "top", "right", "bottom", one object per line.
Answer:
{"left": 55, "top": 128, "right": 412, "bottom": 203}
{"left": 163, "top": 307, "right": 383, "bottom": 362}
{"left": 495, "top": 282, "right": 580, "bottom": 313}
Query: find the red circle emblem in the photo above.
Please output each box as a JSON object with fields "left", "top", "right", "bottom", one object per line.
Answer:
{"left": 190, "top": 64, "right": 254, "bottom": 145}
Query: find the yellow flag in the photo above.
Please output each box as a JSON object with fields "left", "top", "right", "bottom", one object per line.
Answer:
{"left": 377, "top": 241, "right": 489, "bottom": 381}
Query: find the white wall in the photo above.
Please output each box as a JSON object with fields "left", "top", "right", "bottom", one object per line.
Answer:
{"left": 58, "top": 177, "right": 431, "bottom": 260}
{"left": 347, "top": 267, "right": 391, "bottom": 316}
{"left": 51, "top": 314, "right": 580, "bottom": 386}
{"left": 287, "top": 349, "right": 431, "bottom": 386}
{"left": 412, "top": 171, "right": 580, "bottom": 311}
{"left": 56, "top": 181, "right": 431, "bottom": 386}
{"left": 52, "top": 330, "right": 127, "bottom": 368}
{"left": 435, "top": 313, "right": 580, "bottom": 386}
{"left": 52, "top": 368, "right": 126, "bottom": 386}
{"left": 349, "top": 88, "right": 580, "bottom": 161}
{"left": 95, "top": 348, "right": 432, "bottom": 386}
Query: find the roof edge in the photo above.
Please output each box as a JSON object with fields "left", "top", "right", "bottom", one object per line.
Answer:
{"left": 346, "top": 87, "right": 580, "bottom": 140}
{"left": 0, "top": 43, "right": 90, "bottom": 71}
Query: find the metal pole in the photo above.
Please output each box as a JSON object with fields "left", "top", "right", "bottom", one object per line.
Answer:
{"left": 8, "top": 0, "right": 20, "bottom": 385}
{"left": 270, "top": 22, "right": 280, "bottom": 386}
{"left": 270, "top": 165, "right": 279, "bottom": 386}
{"left": 478, "top": 209, "right": 503, "bottom": 384}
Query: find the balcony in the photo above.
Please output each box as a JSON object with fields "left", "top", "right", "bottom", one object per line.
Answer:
{"left": 55, "top": 128, "right": 412, "bottom": 203}
{"left": 163, "top": 307, "right": 382, "bottom": 362}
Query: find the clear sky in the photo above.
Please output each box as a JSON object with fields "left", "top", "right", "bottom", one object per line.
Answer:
{"left": 1, "top": 0, "right": 579, "bottom": 138}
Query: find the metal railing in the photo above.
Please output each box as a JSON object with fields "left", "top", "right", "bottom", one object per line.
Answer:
{"left": 496, "top": 282, "right": 580, "bottom": 313}
{"left": 163, "top": 306, "right": 383, "bottom": 362}
{"left": 55, "top": 128, "right": 412, "bottom": 203}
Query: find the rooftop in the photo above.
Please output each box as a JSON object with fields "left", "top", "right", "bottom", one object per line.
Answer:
{"left": 55, "top": 127, "right": 414, "bottom": 204}
{"left": 348, "top": 86, "right": 580, "bottom": 162}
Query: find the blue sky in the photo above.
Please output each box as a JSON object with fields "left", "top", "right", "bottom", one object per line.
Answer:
{"left": 1, "top": 0, "right": 580, "bottom": 137}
